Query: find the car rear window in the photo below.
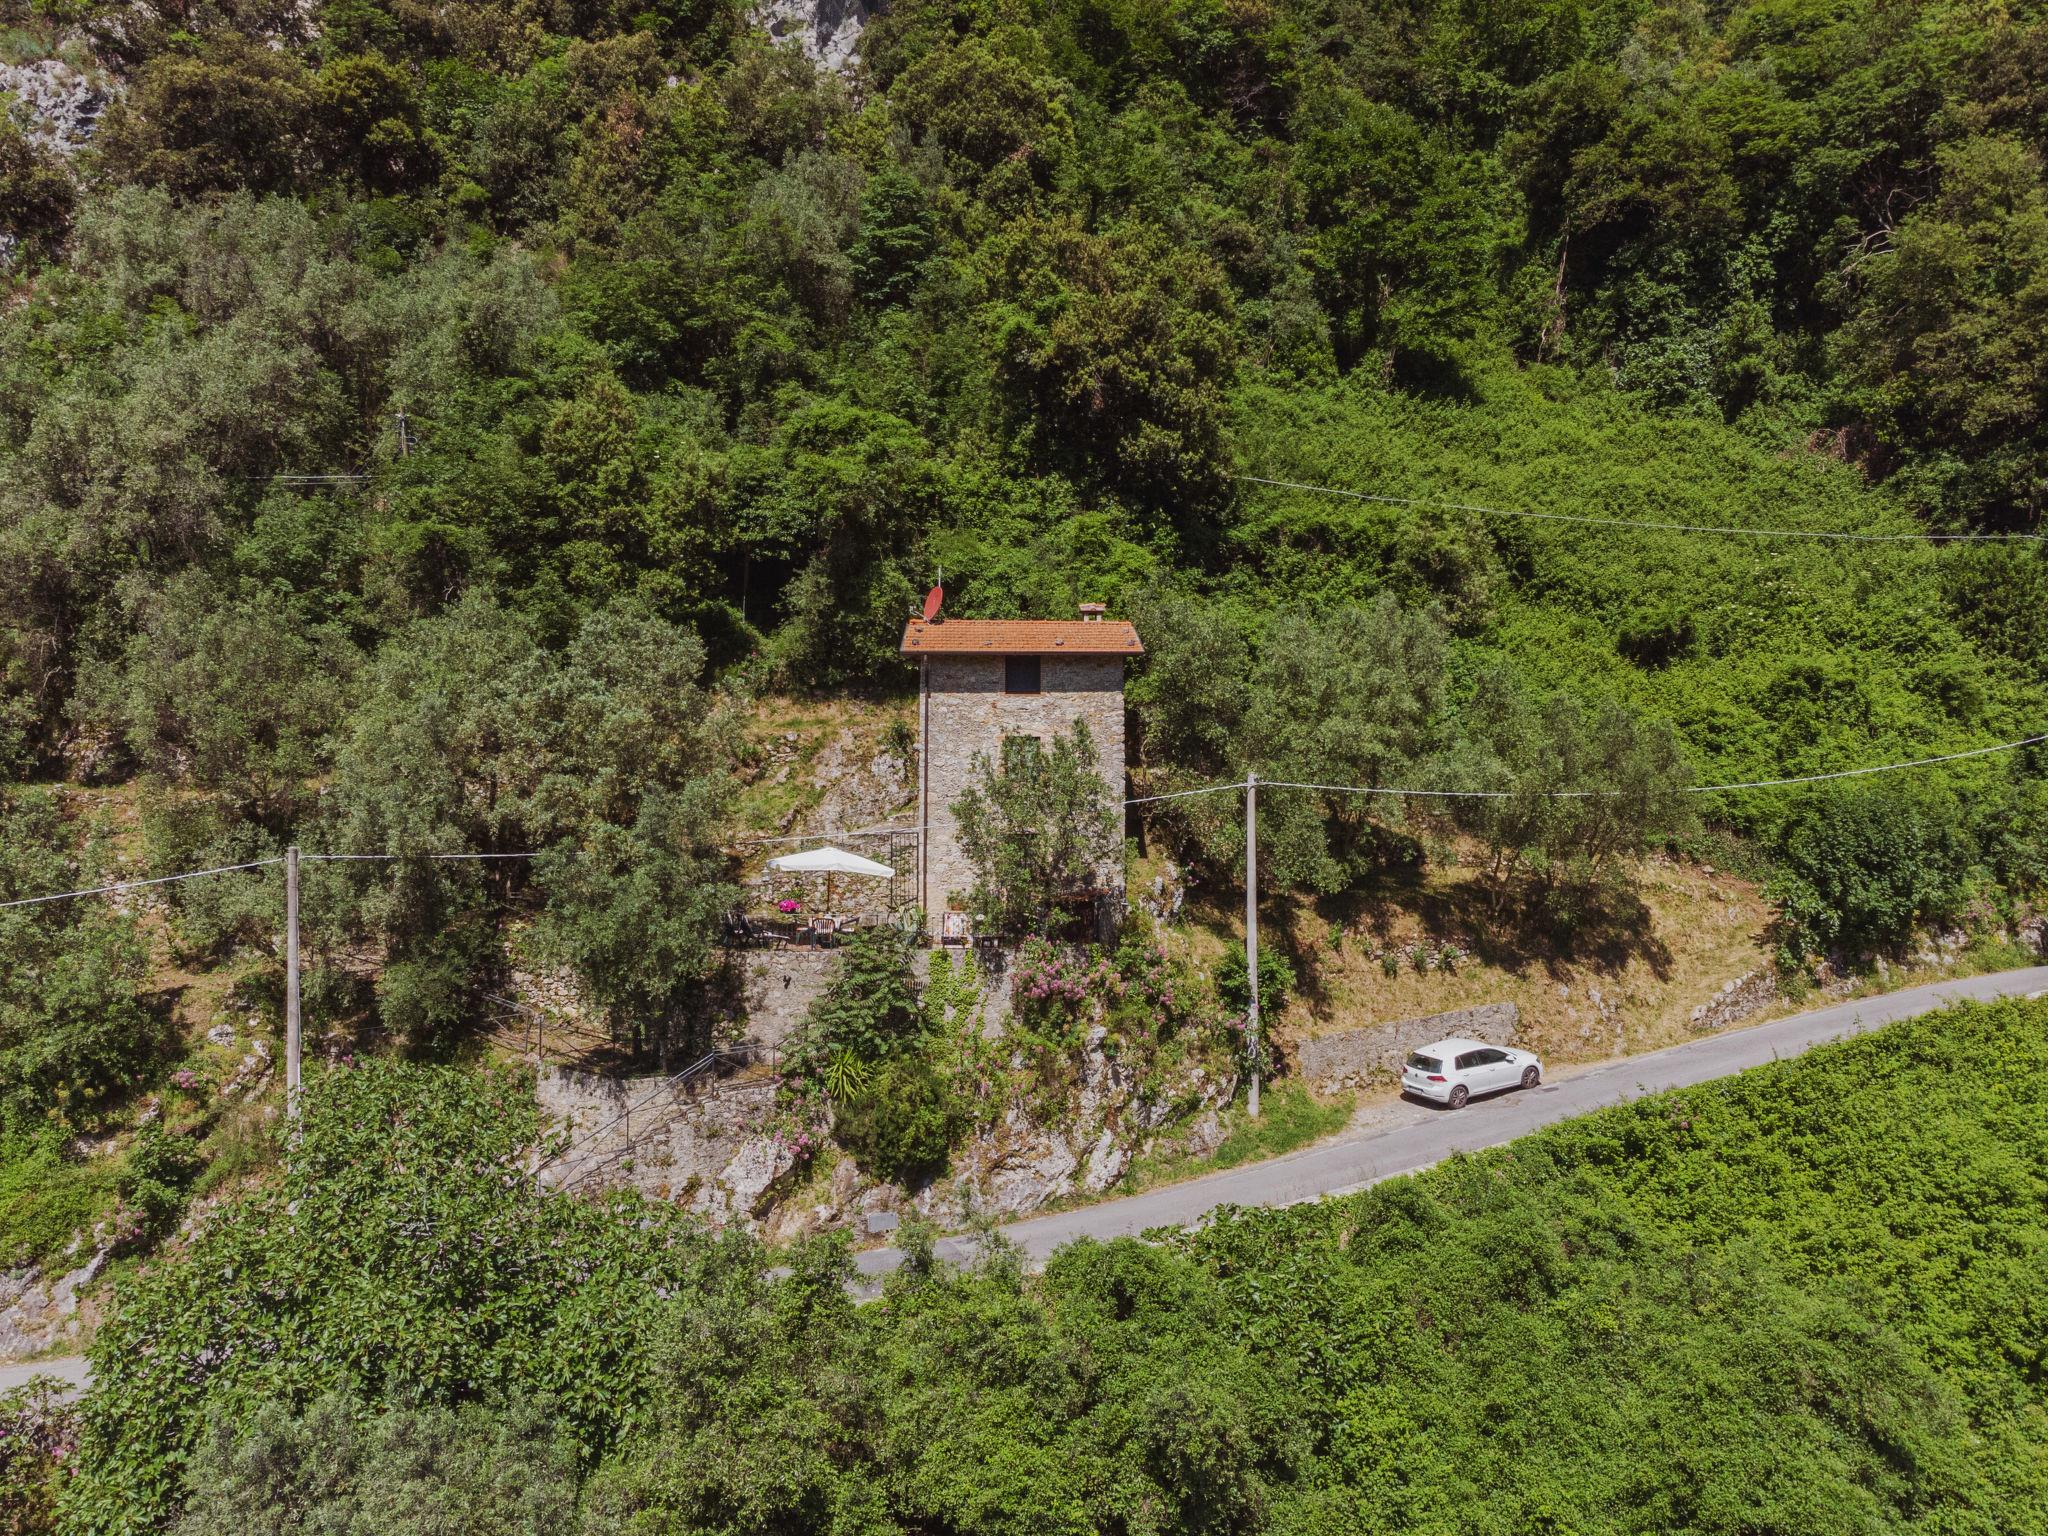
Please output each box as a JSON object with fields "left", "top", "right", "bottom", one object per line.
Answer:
{"left": 1406, "top": 1053, "right": 1440, "bottom": 1073}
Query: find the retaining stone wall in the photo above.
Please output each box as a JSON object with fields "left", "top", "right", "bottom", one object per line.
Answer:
{"left": 1296, "top": 1001, "right": 1520, "bottom": 1093}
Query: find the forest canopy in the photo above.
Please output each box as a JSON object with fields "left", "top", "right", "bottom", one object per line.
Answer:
{"left": 3, "top": 0, "right": 2047, "bottom": 1040}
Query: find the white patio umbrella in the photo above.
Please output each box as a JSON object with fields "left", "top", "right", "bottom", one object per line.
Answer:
{"left": 766, "top": 846, "right": 896, "bottom": 877}
{"left": 765, "top": 844, "right": 896, "bottom": 918}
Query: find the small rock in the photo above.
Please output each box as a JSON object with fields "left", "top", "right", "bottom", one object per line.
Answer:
{"left": 206, "top": 1022, "right": 236, "bottom": 1046}
{"left": 830, "top": 1156, "right": 861, "bottom": 1207}
{"left": 717, "top": 1137, "right": 799, "bottom": 1218}
{"left": 1083, "top": 1129, "right": 1128, "bottom": 1193}
{"left": 864, "top": 1210, "right": 900, "bottom": 1234}
{"left": 1185, "top": 1111, "right": 1223, "bottom": 1157}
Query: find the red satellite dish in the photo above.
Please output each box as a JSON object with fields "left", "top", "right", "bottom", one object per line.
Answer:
{"left": 922, "top": 585, "right": 944, "bottom": 622}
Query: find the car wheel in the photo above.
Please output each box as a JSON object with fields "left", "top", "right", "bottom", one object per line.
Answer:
{"left": 1520, "top": 1065, "right": 1540, "bottom": 1090}
{"left": 1447, "top": 1085, "right": 1469, "bottom": 1109}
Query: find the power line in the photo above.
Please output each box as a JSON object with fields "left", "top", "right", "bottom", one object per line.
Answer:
{"left": 7, "top": 729, "right": 2038, "bottom": 912}
{"left": 303, "top": 851, "right": 541, "bottom": 863}
{"left": 1236, "top": 474, "right": 2048, "bottom": 545}
{"left": 1125, "top": 782, "right": 1251, "bottom": 807}
{"left": 1682, "top": 732, "right": 2048, "bottom": 791}
{"left": 0, "top": 850, "right": 538, "bottom": 912}
{"left": 0, "top": 858, "right": 283, "bottom": 911}
{"left": 1261, "top": 729, "right": 2047, "bottom": 802}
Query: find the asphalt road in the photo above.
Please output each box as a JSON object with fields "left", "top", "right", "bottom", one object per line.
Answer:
{"left": 852, "top": 964, "right": 2048, "bottom": 1278}
{"left": 0, "top": 1354, "right": 91, "bottom": 1397}
{"left": 14, "top": 965, "right": 2048, "bottom": 1393}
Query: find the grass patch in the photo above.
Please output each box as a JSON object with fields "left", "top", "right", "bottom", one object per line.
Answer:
{"left": 189, "top": 1101, "right": 279, "bottom": 1202}
{"left": 1207, "top": 1081, "right": 1351, "bottom": 1169}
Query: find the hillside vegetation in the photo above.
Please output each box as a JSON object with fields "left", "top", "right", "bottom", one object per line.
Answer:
{"left": 24, "top": 996, "right": 2046, "bottom": 1532}
{"left": 2, "top": 0, "right": 2047, "bottom": 1332}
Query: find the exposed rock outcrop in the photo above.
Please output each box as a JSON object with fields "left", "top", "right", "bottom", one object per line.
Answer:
{"left": 1, "top": 57, "right": 111, "bottom": 152}
{"left": 754, "top": 0, "right": 869, "bottom": 71}
{"left": 0, "top": 1247, "right": 106, "bottom": 1361}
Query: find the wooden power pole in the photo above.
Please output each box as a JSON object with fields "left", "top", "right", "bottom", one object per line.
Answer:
{"left": 285, "top": 844, "right": 301, "bottom": 1120}
{"left": 1245, "top": 772, "right": 1260, "bottom": 1119}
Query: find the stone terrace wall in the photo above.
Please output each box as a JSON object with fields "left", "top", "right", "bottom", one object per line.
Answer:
{"left": 921, "top": 653, "right": 1127, "bottom": 933}
{"left": 536, "top": 1067, "right": 786, "bottom": 1219}
{"left": 1296, "top": 1002, "right": 1520, "bottom": 1093}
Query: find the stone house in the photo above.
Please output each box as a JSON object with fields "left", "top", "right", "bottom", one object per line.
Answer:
{"left": 901, "top": 603, "right": 1142, "bottom": 937}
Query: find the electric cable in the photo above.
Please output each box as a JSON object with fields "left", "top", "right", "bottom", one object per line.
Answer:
{"left": 1237, "top": 473, "right": 2048, "bottom": 545}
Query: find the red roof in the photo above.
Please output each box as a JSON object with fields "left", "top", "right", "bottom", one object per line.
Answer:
{"left": 900, "top": 619, "right": 1143, "bottom": 656}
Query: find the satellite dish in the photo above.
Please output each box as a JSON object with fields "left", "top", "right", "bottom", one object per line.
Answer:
{"left": 922, "top": 585, "right": 944, "bottom": 622}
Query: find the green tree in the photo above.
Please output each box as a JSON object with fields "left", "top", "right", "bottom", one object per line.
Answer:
{"left": 0, "top": 115, "right": 72, "bottom": 268}
{"left": 982, "top": 217, "right": 1237, "bottom": 512}
{"left": 833, "top": 1056, "right": 958, "bottom": 1185}
{"left": 96, "top": 36, "right": 310, "bottom": 198}
{"left": 951, "top": 720, "right": 1122, "bottom": 936}
{"left": 791, "top": 923, "right": 925, "bottom": 1070}
{"left": 172, "top": 1393, "right": 579, "bottom": 1536}
{"left": 0, "top": 791, "right": 168, "bottom": 1132}
{"left": 1244, "top": 596, "right": 1448, "bottom": 894}
{"left": 1769, "top": 781, "right": 1970, "bottom": 959}
{"left": 73, "top": 575, "right": 356, "bottom": 826}
{"left": 1835, "top": 135, "right": 2048, "bottom": 526}
{"left": 322, "top": 597, "right": 737, "bottom": 1051}
{"left": 1446, "top": 671, "right": 1694, "bottom": 923}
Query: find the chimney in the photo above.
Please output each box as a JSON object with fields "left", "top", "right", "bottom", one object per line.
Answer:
{"left": 1078, "top": 602, "right": 1106, "bottom": 622}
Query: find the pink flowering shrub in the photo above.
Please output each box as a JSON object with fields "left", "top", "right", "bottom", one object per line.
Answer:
{"left": 760, "top": 1073, "right": 829, "bottom": 1166}
{"left": 1012, "top": 915, "right": 1233, "bottom": 1084}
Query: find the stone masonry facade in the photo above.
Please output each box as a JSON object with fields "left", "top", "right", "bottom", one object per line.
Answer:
{"left": 918, "top": 652, "right": 1128, "bottom": 934}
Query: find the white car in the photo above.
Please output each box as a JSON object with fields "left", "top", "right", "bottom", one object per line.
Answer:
{"left": 1401, "top": 1037, "right": 1542, "bottom": 1108}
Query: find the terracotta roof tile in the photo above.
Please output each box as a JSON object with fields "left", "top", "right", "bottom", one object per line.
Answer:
{"left": 900, "top": 619, "right": 1143, "bottom": 655}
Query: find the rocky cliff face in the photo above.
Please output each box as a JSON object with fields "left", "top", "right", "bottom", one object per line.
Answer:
{"left": 1, "top": 55, "right": 112, "bottom": 152}
{"left": 754, "top": 0, "right": 869, "bottom": 72}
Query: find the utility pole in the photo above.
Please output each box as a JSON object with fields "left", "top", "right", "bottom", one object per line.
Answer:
{"left": 394, "top": 410, "right": 411, "bottom": 458}
{"left": 285, "top": 844, "right": 301, "bottom": 1121}
{"left": 1245, "top": 771, "right": 1260, "bottom": 1119}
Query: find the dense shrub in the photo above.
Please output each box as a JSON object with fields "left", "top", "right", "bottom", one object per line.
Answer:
{"left": 63, "top": 997, "right": 2048, "bottom": 1533}
{"left": 1770, "top": 783, "right": 1972, "bottom": 958}
{"left": 63, "top": 1060, "right": 726, "bottom": 1533}
{"left": 0, "top": 792, "right": 168, "bottom": 1132}
{"left": 171, "top": 1393, "right": 579, "bottom": 1536}
{"left": 831, "top": 1056, "right": 959, "bottom": 1186}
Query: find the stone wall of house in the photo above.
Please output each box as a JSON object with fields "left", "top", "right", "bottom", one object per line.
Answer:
{"left": 1296, "top": 1002, "right": 1521, "bottom": 1093}
{"left": 919, "top": 653, "right": 1128, "bottom": 934}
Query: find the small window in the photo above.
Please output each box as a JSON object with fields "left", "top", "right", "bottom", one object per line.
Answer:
{"left": 1407, "top": 1053, "right": 1440, "bottom": 1074}
{"left": 1004, "top": 655, "right": 1042, "bottom": 694}
{"left": 1455, "top": 1052, "right": 1479, "bottom": 1070}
